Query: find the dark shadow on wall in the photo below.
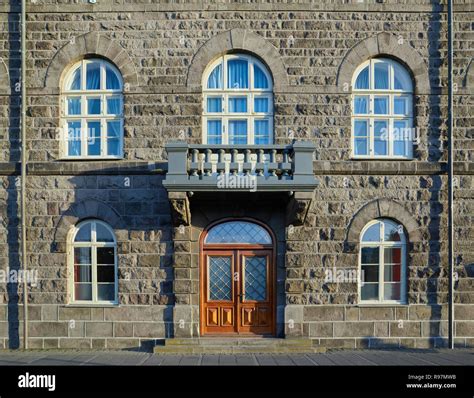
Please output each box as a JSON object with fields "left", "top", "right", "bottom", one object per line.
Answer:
{"left": 64, "top": 172, "right": 175, "bottom": 349}
{"left": 425, "top": 0, "right": 445, "bottom": 348}
{"left": 6, "top": 7, "right": 21, "bottom": 349}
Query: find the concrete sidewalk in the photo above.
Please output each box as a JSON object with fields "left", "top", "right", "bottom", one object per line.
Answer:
{"left": 0, "top": 348, "right": 472, "bottom": 366}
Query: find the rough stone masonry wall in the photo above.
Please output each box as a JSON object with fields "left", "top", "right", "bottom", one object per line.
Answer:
{"left": 0, "top": 0, "right": 471, "bottom": 349}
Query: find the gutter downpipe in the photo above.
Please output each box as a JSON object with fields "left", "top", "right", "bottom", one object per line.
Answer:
{"left": 21, "top": 0, "right": 28, "bottom": 350}
{"left": 447, "top": 0, "right": 454, "bottom": 350}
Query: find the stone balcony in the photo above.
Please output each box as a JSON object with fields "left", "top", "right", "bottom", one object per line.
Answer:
{"left": 163, "top": 141, "right": 318, "bottom": 226}
{"left": 163, "top": 141, "right": 318, "bottom": 193}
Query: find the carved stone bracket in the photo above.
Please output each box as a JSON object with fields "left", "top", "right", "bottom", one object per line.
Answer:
{"left": 169, "top": 191, "right": 191, "bottom": 226}
{"left": 285, "top": 191, "right": 313, "bottom": 226}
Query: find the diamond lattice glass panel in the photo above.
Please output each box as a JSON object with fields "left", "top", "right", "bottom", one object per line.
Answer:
{"left": 244, "top": 257, "right": 267, "bottom": 301}
{"left": 209, "top": 257, "right": 232, "bottom": 301}
{"left": 205, "top": 221, "right": 272, "bottom": 244}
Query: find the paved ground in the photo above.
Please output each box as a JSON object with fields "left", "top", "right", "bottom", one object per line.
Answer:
{"left": 0, "top": 349, "right": 472, "bottom": 366}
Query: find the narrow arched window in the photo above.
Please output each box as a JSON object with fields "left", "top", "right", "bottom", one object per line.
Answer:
{"left": 202, "top": 54, "right": 273, "bottom": 145}
{"left": 359, "top": 219, "right": 407, "bottom": 304}
{"left": 352, "top": 58, "right": 413, "bottom": 158}
{"left": 70, "top": 220, "right": 117, "bottom": 304}
{"left": 61, "top": 59, "right": 123, "bottom": 158}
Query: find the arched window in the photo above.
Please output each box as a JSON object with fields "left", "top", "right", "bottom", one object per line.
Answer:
{"left": 69, "top": 220, "right": 117, "bottom": 304}
{"left": 61, "top": 59, "right": 123, "bottom": 158}
{"left": 359, "top": 219, "right": 407, "bottom": 304}
{"left": 352, "top": 58, "right": 413, "bottom": 158}
{"left": 202, "top": 54, "right": 273, "bottom": 145}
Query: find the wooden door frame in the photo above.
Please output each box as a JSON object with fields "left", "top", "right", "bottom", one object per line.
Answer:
{"left": 199, "top": 218, "right": 277, "bottom": 337}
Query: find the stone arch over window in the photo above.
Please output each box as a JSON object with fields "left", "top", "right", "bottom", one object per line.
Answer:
{"left": 54, "top": 199, "right": 124, "bottom": 250}
{"left": 0, "top": 59, "right": 10, "bottom": 94}
{"left": 44, "top": 32, "right": 138, "bottom": 90}
{"left": 345, "top": 198, "right": 422, "bottom": 250}
{"left": 187, "top": 29, "right": 288, "bottom": 92}
{"left": 336, "top": 32, "right": 430, "bottom": 94}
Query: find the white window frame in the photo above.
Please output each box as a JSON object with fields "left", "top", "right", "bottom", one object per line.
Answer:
{"left": 202, "top": 54, "right": 274, "bottom": 145}
{"left": 61, "top": 59, "right": 124, "bottom": 159}
{"left": 68, "top": 220, "right": 118, "bottom": 305}
{"left": 351, "top": 58, "right": 414, "bottom": 159}
{"left": 358, "top": 219, "right": 407, "bottom": 305}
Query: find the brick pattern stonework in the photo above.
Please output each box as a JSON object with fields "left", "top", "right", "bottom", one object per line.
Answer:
{"left": 0, "top": 0, "right": 472, "bottom": 349}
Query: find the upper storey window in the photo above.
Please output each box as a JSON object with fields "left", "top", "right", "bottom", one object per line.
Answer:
{"left": 352, "top": 58, "right": 413, "bottom": 159}
{"left": 202, "top": 54, "right": 273, "bottom": 145}
{"left": 61, "top": 59, "right": 123, "bottom": 159}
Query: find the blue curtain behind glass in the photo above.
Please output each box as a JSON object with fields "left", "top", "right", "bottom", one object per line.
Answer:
{"left": 207, "top": 64, "right": 222, "bottom": 89}
{"left": 254, "top": 65, "right": 268, "bottom": 89}
{"left": 228, "top": 60, "right": 248, "bottom": 89}
{"left": 86, "top": 63, "right": 101, "bottom": 90}
{"left": 106, "top": 66, "right": 120, "bottom": 90}
{"left": 68, "top": 121, "right": 81, "bottom": 156}
{"left": 69, "top": 67, "right": 82, "bottom": 90}
{"left": 374, "top": 63, "right": 389, "bottom": 89}
{"left": 107, "top": 98, "right": 121, "bottom": 115}
{"left": 355, "top": 66, "right": 369, "bottom": 89}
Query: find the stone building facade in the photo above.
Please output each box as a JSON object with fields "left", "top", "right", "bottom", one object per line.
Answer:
{"left": 0, "top": 0, "right": 472, "bottom": 350}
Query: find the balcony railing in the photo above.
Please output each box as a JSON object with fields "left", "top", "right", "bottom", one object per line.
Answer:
{"left": 163, "top": 141, "right": 318, "bottom": 192}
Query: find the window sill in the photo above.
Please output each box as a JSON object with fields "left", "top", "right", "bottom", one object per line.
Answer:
{"left": 357, "top": 303, "right": 408, "bottom": 307}
{"left": 57, "top": 156, "right": 124, "bottom": 161}
{"left": 64, "top": 303, "right": 119, "bottom": 308}
{"left": 350, "top": 156, "right": 414, "bottom": 161}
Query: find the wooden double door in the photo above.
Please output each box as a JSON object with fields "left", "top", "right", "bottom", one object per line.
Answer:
{"left": 201, "top": 249, "right": 274, "bottom": 336}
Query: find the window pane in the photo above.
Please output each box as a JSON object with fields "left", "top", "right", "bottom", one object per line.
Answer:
{"left": 227, "top": 59, "right": 248, "bottom": 89}
{"left": 244, "top": 256, "right": 267, "bottom": 301}
{"left": 86, "top": 62, "right": 101, "bottom": 90}
{"left": 394, "top": 97, "right": 407, "bottom": 115}
{"left": 205, "top": 221, "right": 272, "bottom": 244}
{"left": 362, "top": 223, "right": 380, "bottom": 242}
{"left": 207, "top": 63, "right": 222, "bottom": 89}
{"left": 74, "top": 265, "right": 91, "bottom": 283}
{"left": 354, "top": 138, "right": 368, "bottom": 155}
{"left": 384, "top": 264, "right": 401, "bottom": 283}
{"left": 254, "top": 98, "right": 269, "bottom": 113}
{"left": 354, "top": 96, "right": 368, "bottom": 114}
{"left": 97, "top": 266, "right": 115, "bottom": 283}
{"left": 67, "top": 121, "right": 81, "bottom": 156}
{"left": 383, "top": 283, "right": 401, "bottom": 301}
{"left": 374, "top": 120, "right": 388, "bottom": 156}
{"left": 362, "top": 264, "right": 379, "bottom": 282}
{"left": 98, "top": 284, "right": 115, "bottom": 301}
{"left": 254, "top": 120, "right": 269, "bottom": 145}
{"left": 74, "top": 247, "right": 91, "bottom": 264}
{"left": 106, "top": 65, "right": 120, "bottom": 90}
{"left": 374, "top": 62, "right": 389, "bottom": 89}
{"left": 106, "top": 121, "right": 121, "bottom": 156}
{"left": 87, "top": 98, "right": 101, "bottom": 115}
{"left": 394, "top": 121, "right": 409, "bottom": 156}
{"left": 96, "top": 223, "right": 114, "bottom": 242}
{"left": 384, "top": 247, "right": 402, "bottom": 266}
{"left": 361, "top": 284, "right": 378, "bottom": 301}
{"left": 207, "top": 97, "right": 222, "bottom": 113}
{"left": 107, "top": 98, "right": 121, "bottom": 115}
{"left": 67, "top": 97, "right": 81, "bottom": 115}
{"left": 384, "top": 223, "right": 402, "bottom": 242}
{"left": 229, "top": 120, "right": 247, "bottom": 145}
{"left": 355, "top": 66, "right": 369, "bottom": 89}
{"left": 253, "top": 64, "right": 268, "bottom": 89}
{"left": 75, "top": 224, "right": 91, "bottom": 242}
{"left": 228, "top": 97, "right": 247, "bottom": 113}
{"left": 97, "top": 247, "right": 115, "bottom": 265}
{"left": 207, "top": 120, "right": 222, "bottom": 144}
{"left": 87, "top": 121, "right": 101, "bottom": 156}
{"left": 74, "top": 283, "right": 92, "bottom": 301}
{"left": 69, "top": 66, "right": 81, "bottom": 90}
{"left": 354, "top": 120, "right": 368, "bottom": 137}
{"left": 374, "top": 96, "right": 388, "bottom": 114}
{"left": 361, "top": 247, "right": 379, "bottom": 264}
{"left": 209, "top": 256, "right": 232, "bottom": 301}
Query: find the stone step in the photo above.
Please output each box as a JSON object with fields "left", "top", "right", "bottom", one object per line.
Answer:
{"left": 153, "top": 338, "right": 325, "bottom": 354}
